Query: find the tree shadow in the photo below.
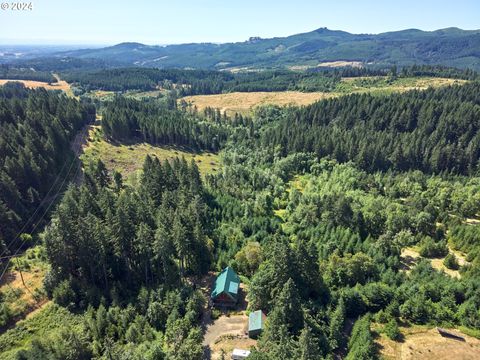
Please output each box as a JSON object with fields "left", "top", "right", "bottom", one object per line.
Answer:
{"left": 203, "top": 345, "right": 212, "bottom": 360}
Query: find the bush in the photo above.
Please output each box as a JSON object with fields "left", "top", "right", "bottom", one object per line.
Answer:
{"left": 374, "top": 309, "right": 389, "bottom": 324}
{"left": 211, "top": 308, "right": 222, "bottom": 320}
{"left": 346, "top": 314, "right": 376, "bottom": 360}
{"left": 399, "top": 294, "right": 433, "bottom": 324}
{"left": 0, "top": 302, "right": 13, "bottom": 327}
{"left": 419, "top": 237, "right": 448, "bottom": 258}
{"left": 52, "top": 280, "right": 77, "bottom": 309}
{"left": 360, "top": 283, "right": 394, "bottom": 312}
{"left": 384, "top": 318, "right": 401, "bottom": 341}
{"left": 443, "top": 253, "right": 459, "bottom": 270}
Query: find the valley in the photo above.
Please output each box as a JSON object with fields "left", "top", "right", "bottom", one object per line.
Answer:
{"left": 1, "top": 8, "right": 480, "bottom": 359}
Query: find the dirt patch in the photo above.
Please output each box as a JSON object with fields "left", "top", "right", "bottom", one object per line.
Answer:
{"left": 378, "top": 327, "right": 480, "bottom": 360}
{"left": 210, "top": 334, "right": 257, "bottom": 360}
{"left": 203, "top": 312, "right": 248, "bottom": 346}
{"left": 431, "top": 258, "right": 461, "bottom": 279}
{"left": 400, "top": 248, "right": 421, "bottom": 272}
{"left": 203, "top": 312, "right": 257, "bottom": 360}
{"left": 401, "top": 246, "right": 468, "bottom": 279}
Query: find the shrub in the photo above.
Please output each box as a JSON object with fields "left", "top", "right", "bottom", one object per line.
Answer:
{"left": 419, "top": 237, "right": 448, "bottom": 258}
{"left": 0, "top": 302, "right": 13, "bottom": 327}
{"left": 443, "top": 253, "right": 459, "bottom": 270}
{"left": 384, "top": 318, "right": 401, "bottom": 341}
{"left": 211, "top": 308, "right": 222, "bottom": 320}
{"left": 52, "top": 280, "right": 76, "bottom": 309}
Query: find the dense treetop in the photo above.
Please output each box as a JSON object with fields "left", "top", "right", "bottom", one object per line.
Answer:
{"left": 2, "top": 70, "right": 480, "bottom": 359}
{"left": 0, "top": 82, "right": 94, "bottom": 253}
{"left": 260, "top": 81, "right": 480, "bottom": 174}
{"left": 0, "top": 65, "right": 56, "bottom": 83}
{"left": 61, "top": 65, "right": 477, "bottom": 94}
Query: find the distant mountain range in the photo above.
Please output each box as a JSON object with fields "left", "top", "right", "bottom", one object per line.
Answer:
{"left": 5, "top": 27, "right": 480, "bottom": 70}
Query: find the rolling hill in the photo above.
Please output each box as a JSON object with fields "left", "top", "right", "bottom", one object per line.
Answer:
{"left": 54, "top": 27, "right": 480, "bottom": 70}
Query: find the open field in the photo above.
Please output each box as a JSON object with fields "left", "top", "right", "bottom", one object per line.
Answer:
{"left": 318, "top": 60, "right": 364, "bottom": 68}
{"left": 81, "top": 125, "right": 220, "bottom": 180}
{"left": 181, "top": 91, "right": 337, "bottom": 116}
{"left": 400, "top": 245, "right": 469, "bottom": 279}
{"left": 87, "top": 89, "right": 165, "bottom": 101}
{"left": 377, "top": 325, "right": 480, "bottom": 360}
{"left": 0, "top": 303, "right": 82, "bottom": 360}
{"left": 0, "top": 247, "right": 48, "bottom": 327}
{"left": 181, "top": 77, "right": 465, "bottom": 115}
{"left": 337, "top": 76, "right": 465, "bottom": 94}
{"left": 0, "top": 74, "right": 73, "bottom": 97}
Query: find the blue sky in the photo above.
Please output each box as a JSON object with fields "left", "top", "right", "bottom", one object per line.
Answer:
{"left": 0, "top": 0, "right": 479, "bottom": 45}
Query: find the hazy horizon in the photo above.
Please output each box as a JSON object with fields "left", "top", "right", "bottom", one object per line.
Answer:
{"left": 0, "top": 26, "right": 479, "bottom": 48}
{"left": 0, "top": 0, "right": 479, "bottom": 45}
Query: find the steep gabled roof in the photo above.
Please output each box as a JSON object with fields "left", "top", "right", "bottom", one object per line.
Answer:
{"left": 211, "top": 267, "right": 240, "bottom": 300}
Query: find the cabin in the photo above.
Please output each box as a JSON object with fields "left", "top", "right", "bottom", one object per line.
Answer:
{"left": 248, "top": 310, "right": 266, "bottom": 338}
{"left": 232, "top": 349, "right": 250, "bottom": 359}
{"left": 211, "top": 267, "right": 240, "bottom": 307}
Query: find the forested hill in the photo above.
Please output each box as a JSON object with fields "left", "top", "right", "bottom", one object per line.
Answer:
{"left": 0, "top": 82, "right": 95, "bottom": 253}
{"left": 59, "top": 65, "right": 477, "bottom": 94}
{"left": 261, "top": 81, "right": 480, "bottom": 175}
{"left": 56, "top": 27, "right": 480, "bottom": 70}
{"left": 2, "top": 75, "right": 480, "bottom": 359}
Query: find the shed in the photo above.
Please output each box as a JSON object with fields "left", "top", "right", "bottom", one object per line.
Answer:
{"left": 211, "top": 267, "right": 240, "bottom": 307}
{"left": 248, "top": 310, "right": 266, "bottom": 338}
{"left": 232, "top": 349, "right": 250, "bottom": 359}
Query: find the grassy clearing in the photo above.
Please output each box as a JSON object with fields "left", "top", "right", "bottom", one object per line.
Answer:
{"left": 430, "top": 258, "right": 461, "bottom": 279}
{"left": 337, "top": 76, "right": 465, "bottom": 95}
{"left": 86, "top": 89, "right": 166, "bottom": 102}
{"left": 81, "top": 125, "right": 221, "bottom": 181}
{"left": 0, "top": 247, "right": 48, "bottom": 327}
{"left": 376, "top": 325, "right": 480, "bottom": 360}
{"left": 0, "top": 302, "right": 82, "bottom": 360}
{"left": 0, "top": 74, "right": 73, "bottom": 97}
{"left": 181, "top": 91, "right": 336, "bottom": 116}
{"left": 210, "top": 335, "right": 256, "bottom": 360}
{"left": 181, "top": 77, "right": 464, "bottom": 116}
{"left": 400, "top": 245, "right": 469, "bottom": 279}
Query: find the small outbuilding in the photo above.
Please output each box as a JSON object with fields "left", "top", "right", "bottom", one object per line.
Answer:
{"left": 248, "top": 310, "right": 266, "bottom": 338}
{"left": 232, "top": 349, "right": 250, "bottom": 359}
{"left": 211, "top": 267, "right": 240, "bottom": 307}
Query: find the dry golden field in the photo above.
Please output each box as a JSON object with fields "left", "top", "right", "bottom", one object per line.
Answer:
{"left": 181, "top": 77, "right": 464, "bottom": 116}
{"left": 181, "top": 91, "right": 337, "bottom": 116}
{"left": 377, "top": 326, "right": 480, "bottom": 360}
{"left": 0, "top": 74, "right": 73, "bottom": 97}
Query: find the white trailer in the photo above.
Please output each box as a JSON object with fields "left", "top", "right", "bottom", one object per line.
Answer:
{"left": 231, "top": 348, "right": 251, "bottom": 359}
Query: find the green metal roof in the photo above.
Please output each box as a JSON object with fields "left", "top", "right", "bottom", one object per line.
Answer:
{"left": 249, "top": 310, "right": 265, "bottom": 332}
{"left": 211, "top": 267, "right": 240, "bottom": 300}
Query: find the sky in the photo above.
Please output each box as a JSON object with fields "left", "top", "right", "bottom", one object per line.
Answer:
{"left": 0, "top": 0, "right": 479, "bottom": 45}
